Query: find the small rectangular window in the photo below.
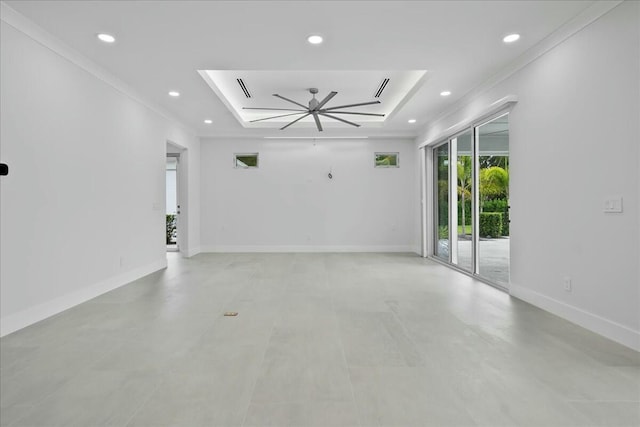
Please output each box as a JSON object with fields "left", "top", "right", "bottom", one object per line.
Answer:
{"left": 234, "top": 153, "right": 259, "bottom": 168}
{"left": 375, "top": 152, "right": 399, "bottom": 168}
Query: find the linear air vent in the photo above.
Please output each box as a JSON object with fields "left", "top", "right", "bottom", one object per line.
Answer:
{"left": 237, "top": 78, "right": 252, "bottom": 98}
{"left": 374, "top": 78, "right": 390, "bottom": 98}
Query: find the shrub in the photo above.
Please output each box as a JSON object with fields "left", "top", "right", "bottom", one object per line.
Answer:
{"left": 438, "top": 225, "right": 449, "bottom": 239}
{"left": 483, "top": 199, "right": 509, "bottom": 236}
{"left": 502, "top": 212, "right": 509, "bottom": 236}
{"left": 166, "top": 214, "right": 177, "bottom": 244}
{"left": 479, "top": 212, "right": 502, "bottom": 238}
{"left": 482, "top": 199, "right": 508, "bottom": 213}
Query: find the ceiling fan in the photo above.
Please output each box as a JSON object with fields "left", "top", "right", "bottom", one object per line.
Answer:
{"left": 242, "top": 88, "right": 385, "bottom": 131}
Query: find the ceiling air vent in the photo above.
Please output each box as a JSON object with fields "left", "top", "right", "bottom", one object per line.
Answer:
{"left": 374, "top": 78, "right": 390, "bottom": 98}
{"left": 237, "top": 78, "right": 252, "bottom": 98}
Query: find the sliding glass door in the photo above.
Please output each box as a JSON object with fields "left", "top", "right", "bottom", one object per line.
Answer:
{"left": 454, "top": 130, "right": 473, "bottom": 272}
{"left": 477, "top": 115, "right": 510, "bottom": 284}
{"left": 432, "top": 113, "right": 510, "bottom": 287}
{"left": 434, "top": 143, "right": 449, "bottom": 261}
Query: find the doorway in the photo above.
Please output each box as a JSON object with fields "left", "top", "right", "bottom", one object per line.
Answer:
{"left": 431, "top": 112, "right": 510, "bottom": 288}
{"left": 166, "top": 154, "right": 179, "bottom": 252}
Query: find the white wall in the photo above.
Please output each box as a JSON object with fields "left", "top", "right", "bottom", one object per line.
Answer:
{"left": 417, "top": 1, "right": 639, "bottom": 350}
{"left": 200, "top": 138, "right": 417, "bottom": 252}
{"left": 0, "top": 15, "right": 200, "bottom": 336}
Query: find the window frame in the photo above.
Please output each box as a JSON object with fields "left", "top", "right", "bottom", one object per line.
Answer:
{"left": 233, "top": 153, "right": 259, "bottom": 169}
{"left": 374, "top": 152, "right": 399, "bottom": 168}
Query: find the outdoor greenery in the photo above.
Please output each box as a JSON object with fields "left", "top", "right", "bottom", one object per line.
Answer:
{"left": 479, "top": 166, "right": 508, "bottom": 209}
{"left": 457, "top": 156, "right": 472, "bottom": 236}
{"left": 438, "top": 156, "right": 509, "bottom": 238}
{"left": 483, "top": 199, "right": 509, "bottom": 235}
{"left": 437, "top": 154, "right": 510, "bottom": 239}
{"left": 479, "top": 212, "right": 503, "bottom": 238}
{"left": 375, "top": 153, "right": 398, "bottom": 167}
{"left": 235, "top": 154, "right": 258, "bottom": 168}
{"left": 166, "top": 214, "right": 177, "bottom": 244}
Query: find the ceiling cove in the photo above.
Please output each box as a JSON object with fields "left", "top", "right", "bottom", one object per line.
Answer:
{"left": 198, "top": 70, "right": 428, "bottom": 129}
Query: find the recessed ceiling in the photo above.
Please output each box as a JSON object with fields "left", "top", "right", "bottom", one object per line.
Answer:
{"left": 199, "top": 70, "right": 427, "bottom": 128}
{"left": 3, "top": 0, "right": 597, "bottom": 137}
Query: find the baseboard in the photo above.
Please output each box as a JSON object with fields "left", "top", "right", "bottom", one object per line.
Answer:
{"left": 199, "top": 245, "right": 415, "bottom": 253}
{"left": 509, "top": 283, "right": 640, "bottom": 352}
{"left": 0, "top": 258, "right": 168, "bottom": 337}
{"left": 182, "top": 246, "right": 201, "bottom": 257}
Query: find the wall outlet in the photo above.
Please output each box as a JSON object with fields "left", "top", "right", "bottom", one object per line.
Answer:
{"left": 563, "top": 277, "right": 572, "bottom": 292}
{"left": 603, "top": 196, "right": 623, "bottom": 213}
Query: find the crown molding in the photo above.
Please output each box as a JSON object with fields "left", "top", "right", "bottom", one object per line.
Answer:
{"left": 420, "top": 0, "right": 624, "bottom": 134}
{"left": 418, "top": 95, "right": 517, "bottom": 148}
{"left": 0, "top": 1, "right": 197, "bottom": 136}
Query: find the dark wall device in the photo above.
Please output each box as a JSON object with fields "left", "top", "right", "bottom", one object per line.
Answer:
{"left": 0, "top": 163, "right": 8, "bottom": 176}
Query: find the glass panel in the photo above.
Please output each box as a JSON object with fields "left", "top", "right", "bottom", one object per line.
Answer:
{"left": 455, "top": 130, "right": 473, "bottom": 272}
{"left": 375, "top": 152, "right": 399, "bottom": 167}
{"left": 477, "top": 114, "right": 510, "bottom": 284}
{"left": 235, "top": 153, "right": 258, "bottom": 168}
{"left": 434, "top": 144, "right": 449, "bottom": 260}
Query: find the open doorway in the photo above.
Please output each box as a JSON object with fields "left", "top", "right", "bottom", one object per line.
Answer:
{"left": 166, "top": 154, "right": 179, "bottom": 251}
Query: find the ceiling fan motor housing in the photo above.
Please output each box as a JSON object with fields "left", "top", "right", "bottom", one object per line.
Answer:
{"left": 309, "top": 88, "right": 319, "bottom": 109}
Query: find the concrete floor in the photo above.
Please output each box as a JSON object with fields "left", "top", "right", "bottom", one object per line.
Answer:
{"left": 1, "top": 253, "right": 638, "bottom": 426}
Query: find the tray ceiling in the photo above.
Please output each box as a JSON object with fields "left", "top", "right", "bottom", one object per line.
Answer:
{"left": 199, "top": 70, "right": 427, "bottom": 128}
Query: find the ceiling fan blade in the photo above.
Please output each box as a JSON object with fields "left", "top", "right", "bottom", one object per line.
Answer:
{"left": 243, "top": 107, "right": 307, "bottom": 111}
{"left": 319, "top": 112, "right": 361, "bottom": 127}
{"left": 249, "top": 112, "right": 307, "bottom": 123}
{"left": 273, "top": 94, "right": 308, "bottom": 109}
{"left": 281, "top": 112, "right": 311, "bottom": 130}
{"left": 319, "top": 111, "right": 385, "bottom": 117}
{"left": 314, "top": 91, "right": 337, "bottom": 110}
{"left": 312, "top": 113, "right": 323, "bottom": 131}
{"left": 323, "top": 100, "right": 381, "bottom": 111}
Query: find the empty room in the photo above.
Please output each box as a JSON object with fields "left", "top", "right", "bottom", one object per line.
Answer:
{"left": 0, "top": 1, "right": 638, "bottom": 426}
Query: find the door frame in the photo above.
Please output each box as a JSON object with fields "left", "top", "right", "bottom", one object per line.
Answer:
{"left": 421, "top": 108, "right": 512, "bottom": 291}
{"left": 166, "top": 141, "right": 188, "bottom": 255}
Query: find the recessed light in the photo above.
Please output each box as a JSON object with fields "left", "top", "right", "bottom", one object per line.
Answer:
{"left": 307, "top": 35, "right": 323, "bottom": 45}
{"left": 204, "top": 119, "right": 212, "bottom": 124}
{"left": 168, "top": 91, "right": 180, "bottom": 97}
{"left": 440, "top": 91, "right": 451, "bottom": 97}
{"left": 97, "top": 33, "right": 116, "bottom": 43}
{"left": 503, "top": 33, "right": 520, "bottom": 43}
{"left": 408, "top": 119, "right": 417, "bottom": 124}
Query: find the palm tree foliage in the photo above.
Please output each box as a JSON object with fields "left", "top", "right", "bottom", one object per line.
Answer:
{"left": 457, "top": 156, "right": 472, "bottom": 236}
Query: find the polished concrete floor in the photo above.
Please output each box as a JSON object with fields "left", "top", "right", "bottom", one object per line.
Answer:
{"left": 1, "top": 253, "right": 638, "bottom": 426}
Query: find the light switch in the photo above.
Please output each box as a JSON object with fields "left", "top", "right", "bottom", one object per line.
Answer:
{"left": 603, "top": 196, "right": 623, "bottom": 213}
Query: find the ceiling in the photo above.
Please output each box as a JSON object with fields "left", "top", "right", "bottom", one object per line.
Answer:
{"left": 199, "top": 70, "right": 427, "bottom": 128}
{"left": 4, "top": 0, "right": 596, "bottom": 138}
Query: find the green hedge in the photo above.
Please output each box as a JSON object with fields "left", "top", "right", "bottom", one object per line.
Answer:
{"left": 483, "top": 199, "right": 508, "bottom": 213}
{"left": 479, "top": 212, "right": 502, "bottom": 238}
{"left": 485, "top": 200, "right": 508, "bottom": 235}
{"left": 440, "top": 198, "right": 510, "bottom": 237}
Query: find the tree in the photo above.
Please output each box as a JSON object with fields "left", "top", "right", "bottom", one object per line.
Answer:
{"left": 479, "top": 166, "right": 509, "bottom": 211}
{"left": 457, "top": 157, "right": 472, "bottom": 236}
